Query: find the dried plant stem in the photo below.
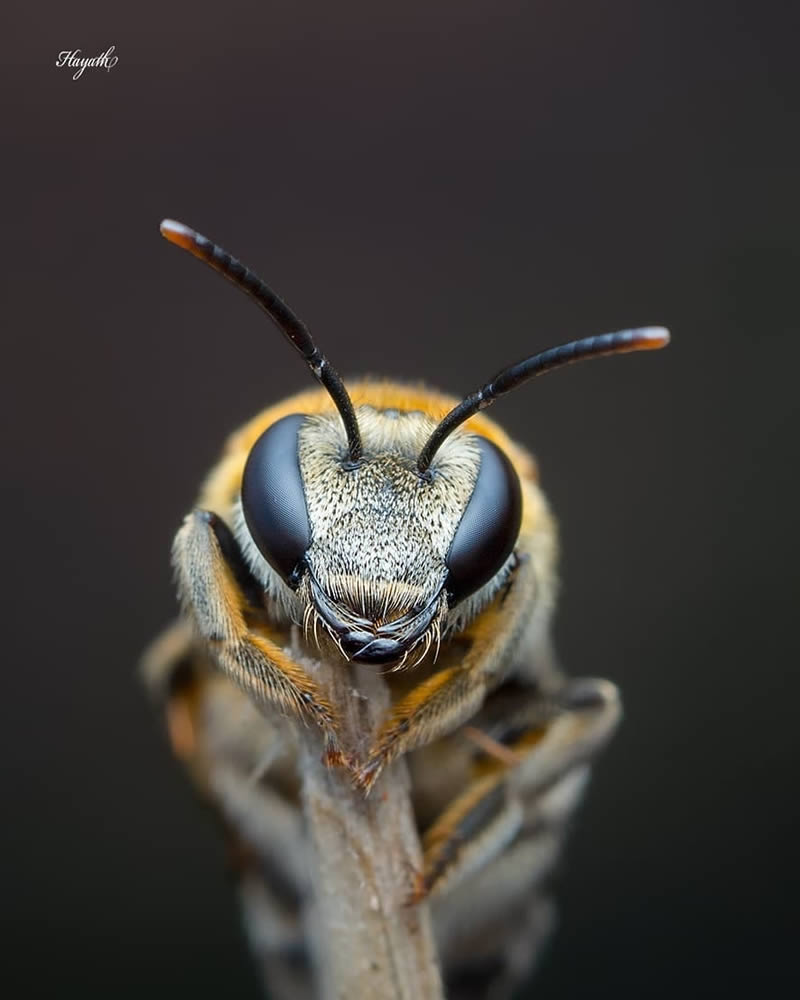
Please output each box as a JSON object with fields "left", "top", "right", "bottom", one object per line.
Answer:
{"left": 293, "top": 633, "right": 444, "bottom": 1000}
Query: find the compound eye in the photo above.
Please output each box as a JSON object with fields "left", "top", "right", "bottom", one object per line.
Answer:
{"left": 445, "top": 438, "right": 522, "bottom": 606}
{"left": 241, "top": 414, "right": 310, "bottom": 587}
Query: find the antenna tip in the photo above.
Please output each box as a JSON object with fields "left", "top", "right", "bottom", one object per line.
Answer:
{"left": 160, "top": 219, "right": 199, "bottom": 252}
{"left": 635, "top": 326, "right": 671, "bottom": 349}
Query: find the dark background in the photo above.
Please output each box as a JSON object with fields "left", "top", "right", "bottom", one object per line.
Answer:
{"left": 3, "top": 2, "right": 798, "bottom": 997}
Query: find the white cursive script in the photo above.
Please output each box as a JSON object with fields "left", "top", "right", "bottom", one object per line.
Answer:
{"left": 56, "top": 45, "right": 118, "bottom": 80}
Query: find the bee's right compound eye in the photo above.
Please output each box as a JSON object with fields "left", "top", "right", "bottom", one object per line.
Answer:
{"left": 241, "top": 414, "right": 311, "bottom": 587}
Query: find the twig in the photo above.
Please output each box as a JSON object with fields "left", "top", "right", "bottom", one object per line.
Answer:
{"left": 292, "top": 631, "right": 444, "bottom": 1000}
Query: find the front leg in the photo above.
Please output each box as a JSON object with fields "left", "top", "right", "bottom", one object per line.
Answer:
{"left": 173, "top": 510, "right": 341, "bottom": 756}
{"left": 356, "top": 551, "right": 538, "bottom": 792}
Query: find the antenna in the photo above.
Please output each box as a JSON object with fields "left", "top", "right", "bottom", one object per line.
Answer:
{"left": 417, "top": 327, "right": 670, "bottom": 472}
{"left": 160, "top": 219, "right": 362, "bottom": 461}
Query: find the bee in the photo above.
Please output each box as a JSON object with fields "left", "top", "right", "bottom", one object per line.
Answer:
{"left": 142, "top": 219, "right": 669, "bottom": 1000}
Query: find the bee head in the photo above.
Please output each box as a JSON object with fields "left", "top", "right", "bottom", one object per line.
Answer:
{"left": 159, "top": 219, "right": 669, "bottom": 667}
{"left": 238, "top": 406, "right": 522, "bottom": 666}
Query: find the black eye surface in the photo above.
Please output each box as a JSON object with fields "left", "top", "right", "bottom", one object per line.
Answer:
{"left": 241, "top": 414, "right": 310, "bottom": 587}
{"left": 445, "top": 437, "right": 522, "bottom": 606}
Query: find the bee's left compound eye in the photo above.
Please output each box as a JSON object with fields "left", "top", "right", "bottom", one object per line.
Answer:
{"left": 241, "top": 414, "right": 311, "bottom": 587}
{"left": 445, "top": 438, "right": 523, "bottom": 606}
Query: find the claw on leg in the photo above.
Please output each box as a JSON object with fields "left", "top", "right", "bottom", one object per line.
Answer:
{"left": 352, "top": 754, "right": 386, "bottom": 794}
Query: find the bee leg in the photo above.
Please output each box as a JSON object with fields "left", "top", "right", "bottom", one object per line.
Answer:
{"left": 356, "top": 550, "right": 538, "bottom": 791}
{"left": 172, "top": 510, "right": 342, "bottom": 756}
{"left": 140, "top": 617, "right": 196, "bottom": 701}
{"left": 428, "top": 678, "right": 619, "bottom": 999}
{"left": 141, "top": 627, "right": 316, "bottom": 1000}
{"left": 408, "top": 775, "right": 523, "bottom": 904}
{"left": 410, "top": 676, "right": 620, "bottom": 903}
{"left": 139, "top": 618, "right": 209, "bottom": 768}
{"left": 236, "top": 859, "right": 316, "bottom": 1000}
{"left": 436, "top": 876, "right": 556, "bottom": 1000}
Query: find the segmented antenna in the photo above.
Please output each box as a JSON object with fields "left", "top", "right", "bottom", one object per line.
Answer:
{"left": 417, "top": 327, "right": 670, "bottom": 472}
{"left": 160, "top": 219, "right": 362, "bottom": 461}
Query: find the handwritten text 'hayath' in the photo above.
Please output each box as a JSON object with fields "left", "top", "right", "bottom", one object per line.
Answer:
{"left": 56, "top": 46, "right": 118, "bottom": 80}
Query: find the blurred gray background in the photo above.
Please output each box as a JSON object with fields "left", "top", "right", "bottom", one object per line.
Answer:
{"left": 3, "top": 2, "right": 798, "bottom": 997}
